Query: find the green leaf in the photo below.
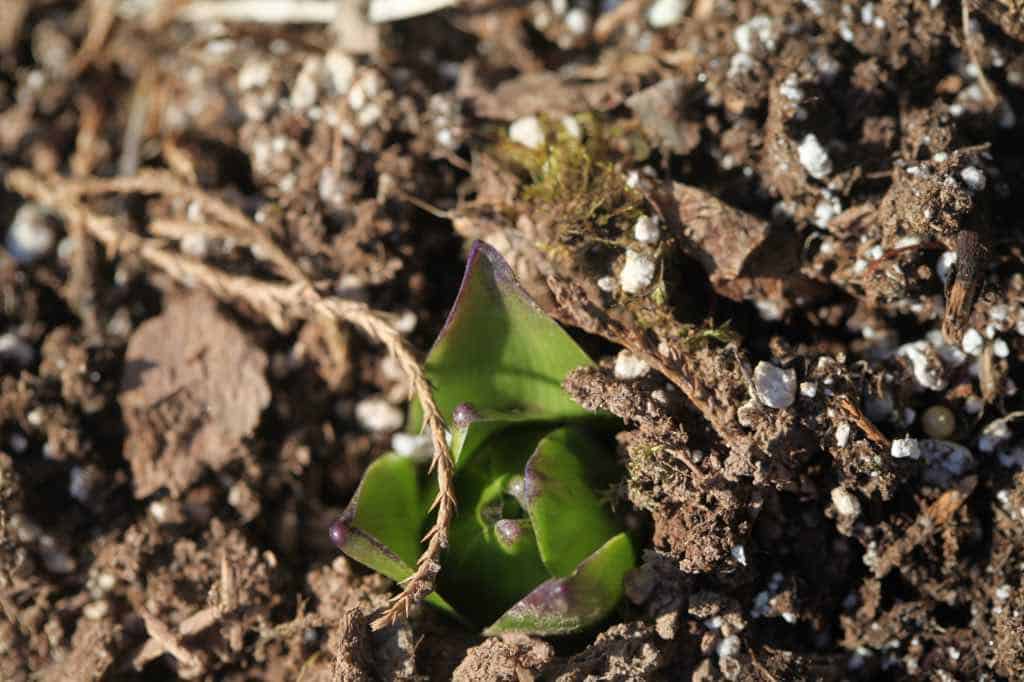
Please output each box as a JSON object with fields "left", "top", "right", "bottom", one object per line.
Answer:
{"left": 410, "top": 242, "right": 596, "bottom": 437}
{"left": 438, "top": 426, "right": 553, "bottom": 626}
{"left": 331, "top": 453, "right": 424, "bottom": 578}
{"left": 523, "top": 426, "right": 621, "bottom": 577}
{"left": 484, "top": 532, "right": 635, "bottom": 636}
{"left": 330, "top": 454, "right": 460, "bottom": 619}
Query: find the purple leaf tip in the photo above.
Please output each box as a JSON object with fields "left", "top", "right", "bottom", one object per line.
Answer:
{"left": 452, "top": 402, "right": 480, "bottom": 428}
{"left": 329, "top": 518, "right": 349, "bottom": 548}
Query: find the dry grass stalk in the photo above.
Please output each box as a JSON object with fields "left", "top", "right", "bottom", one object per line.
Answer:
{"left": 5, "top": 168, "right": 455, "bottom": 630}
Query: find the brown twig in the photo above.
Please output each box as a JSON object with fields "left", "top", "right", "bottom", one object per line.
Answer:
{"left": 135, "top": 607, "right": 204, "bottom": 676}
{"left": 6, "top": 168, "right": 455, "bottom": 630}
{"left": 835, "top": 395, "right": 891, "bottom": 450}
{"left": 962, "top": 2, "right": 1001, "bottom": 109}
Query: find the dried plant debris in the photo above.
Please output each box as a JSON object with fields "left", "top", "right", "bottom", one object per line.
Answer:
{"left": 3, "top": 0, "right": 1024, "bottom": 679}
{"left": 119, "top": 292, "right": 271, "bottom": 498}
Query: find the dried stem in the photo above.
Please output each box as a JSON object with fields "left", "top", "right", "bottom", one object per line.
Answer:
{"left": 6, "top": 168, "right": 455, "bottom": 629}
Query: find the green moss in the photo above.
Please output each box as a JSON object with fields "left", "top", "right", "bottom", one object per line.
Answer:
{"left": 493, "top": 114, "right": 645, "bottom": 246}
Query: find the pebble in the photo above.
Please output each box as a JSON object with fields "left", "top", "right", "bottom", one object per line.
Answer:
{"left": 6, "top": 203, "right": 56, "bottom": 263}
{"left": 799, "top": 381, "right": 818, "bottom": 399}
{"left": 959, "top": 166, "right": 986, "bottom": 192}
{"left": 391, "top": 432, "right": 433, "bottom": 461}
{"left": 891, "top": 437, "right": 921, "bottom": 460}
{"left": 561, "top": 115, "right": 581, "bottom": 139}
{"left": 0, "top": 333, "right": 35, "bottom": 367}
{"left": 614, "top": 351, "right": 650, "bottom": 380}
{"left": 633, "top": 215, "right": 660, "bottom": 244}
{"left": 961, "top": 328, "right": 985, "bottom": 356}
{"left": 564, "top": 7, "right": 590, "bottom": 35}
{"left": 647, "top": 0, "right": 688, "bottom": 28}
{"left": 596, "top": 275, "right": 617, "bottom": 293}
{"left": 619, "top": 250, "right": 656, "bottom": 294}
{"left": 354, "top": 397, "right": 404, "bottom": 433}
{"left": 993, "top": 338, "right": 1010, "bottom": 358}
{"left": 717, "top": 634, "right": 741, "bottom": 658}
{"left": 831, "top": 487, "right": 862, "bottom": 518}
{"left": 730, "top": 544, "right": 747, "bottom": 566}
{"left": 509, "top": 116, "right": 545, "bottom": 150}
{"left": 835, "top": 422, "right": 851, "bottom": 447}
{"left": 797, "top": 134, "right": 833, "bottom": 180}
{"left": 734, "top": 15, "right": 776, "bottom": 53}
{"left": 897, "top": 340, "right": 947, "bottom": 392}
{"left": 921, "top": 405, "right": 956, "bottom": 439}
{"left": 753, "top": 362, "right": 796, "bottom": 409}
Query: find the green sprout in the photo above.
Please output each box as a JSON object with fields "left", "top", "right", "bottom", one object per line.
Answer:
{"left": 329, "top": 242, "right": 635, "bottom": 635}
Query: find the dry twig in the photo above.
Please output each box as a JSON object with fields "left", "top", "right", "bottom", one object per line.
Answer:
{"left": 5, "top": 168, "right": 455, "bottom": 630}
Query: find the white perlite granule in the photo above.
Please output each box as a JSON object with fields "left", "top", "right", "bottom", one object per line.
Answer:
{"left": 961, "top": 328, "right": 984, "bottom": 356}
{"left": 633, "top": 215, "right": 660, "bottom": 244}
{"left": 831, "top": 487, "right": 862, "bottom": 518}
{"left": 620, "top": 250, "right": 656, "bottom": 294}
{"left": 891, "top": 437, "right": 921, "bottom": 460}
{"left": 355, "top": 398, "right": 404, "bottom": 433}
{"left": 959, "top": 166, "right": 986, "bottom": 192}
{"left": 753, "top": 362, "right": 797, "bottom": 409}
{"left": 614, "top": 351, "right": 650, "bottom": 380}
{"left": 391, "top": 433, "right": 434, "bottom": 462}
{"left": 647, "top": 0, "right": 688, "bottom": 28}
{"left": 508, "top": 116, "right": 545, "bottom": 149}
{"left": 797, "top": 133, "right": 833, "bottom": 180}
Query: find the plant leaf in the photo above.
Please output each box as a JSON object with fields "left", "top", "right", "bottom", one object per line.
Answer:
{"left": 330, "top": 454, "right": 461, "bottom": 619}
{"left": 409, "top": 241, "right": 596, "bottom": 439}
{"left": 523, "top": 426, "right": 622, "bottom": 577}
{"left": 331, "top": 454, "right": 425, "bottom": 580}
{"left": 438, "top": 426, "right": 552, "bottom": 627}
{"left": 484, "top": 532, "right": 635, "bottom": 636}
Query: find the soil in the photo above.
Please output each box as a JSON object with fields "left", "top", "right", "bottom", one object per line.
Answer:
{"left": 2, "top": 1, "right": 1024, "bottom": 680}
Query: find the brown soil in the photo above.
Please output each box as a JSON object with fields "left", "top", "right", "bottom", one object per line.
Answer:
{"left": 2, "top": 1, "right": 1024, "bottom": 679}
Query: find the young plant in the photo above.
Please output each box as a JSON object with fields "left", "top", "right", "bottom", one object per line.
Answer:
{"left": 329, "top": 242, "right": 635, "bottom": 635}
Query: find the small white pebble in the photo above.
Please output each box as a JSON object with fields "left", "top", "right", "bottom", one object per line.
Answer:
{"left": 596, "top": 275, "right": 617, "bottom": 293}
{"left": 633, "top": 215, "right": 660, "bottom": 244}
{"left": 995, "top": 584, "right": 1012, "bottom": 601}
{"left": 564, "top": 7, "right": 590, "bottom": 35}
{"left": 509, "top": 116, "right": 545, "bottom": 150}
{"left": 647, "top": 0, "right": 688, "bottom": 28}
{"left": 734, "top": 15, "right": 776, "bottom": 54}
{"left": 753, "top": 362, "right": 797, "bottom": 409}
{"left": 731, "top": 544, "right": 748, "bottom": 566}
{"left": 354, "top": 398, "right": 404, "bottom": 433}
{"left": 391, "top": 432, "right": 433, "bottom": 462}
{"left": 779, "top": 73, "right": 803, "bottom": 102}
{"left": 717, "top": 635, "right": 741, "bottom": 658}
{"left": 962, "top": 328, "right": 985, "bottom": 356}
{"left": 394, "top": 310, "right": 418, "bottom": 334}
{"left": 83, "top": 600, "right": 109, "bottom": 620}
{"left": 960, "top": 166, "right": 986, "bottom": 192}
{"left": 831, "top": 487, "right": 862, "bottom": 518}
{"left": 560, "top": 115, "right": 581, "bottom": 139}
{"left": 936, "top": 251, "right": 957, "bottom": 286}
{"left": 993, "top": 338, "right": 1010, "bottom": 358}
{"left": 835, "top": 422, "right": 851, "bottom": 448}
{"left": 797, "top": 134, "right": 833, "bottom": 180}
{"left": 149, "top": 500, "right": 169, "bottom": 523}
{"left": 324, "top": 50, "right": 355, "bottom": 94}
{"left": 619, "top": 250, "right": 656, "bottom": 294}
{"left": 96, "top": 572, "right": 116, "bottom": 592}
{"left": 614, "top": 351, "right": 650, "bottom": 380}
{"left": 964, "top": 395, "right": 984, "bottom": 414}
{"left": 799, "top": 381, "right": 818, "bottom": 399}
{"left": 0, "top": 333, "right": 35, "bottom": 366}
{"left": 891, "top": 437, "right": 921, "bottom": 460}
{"left": 6, "top": 203, "right": 56, "bottom": 263}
